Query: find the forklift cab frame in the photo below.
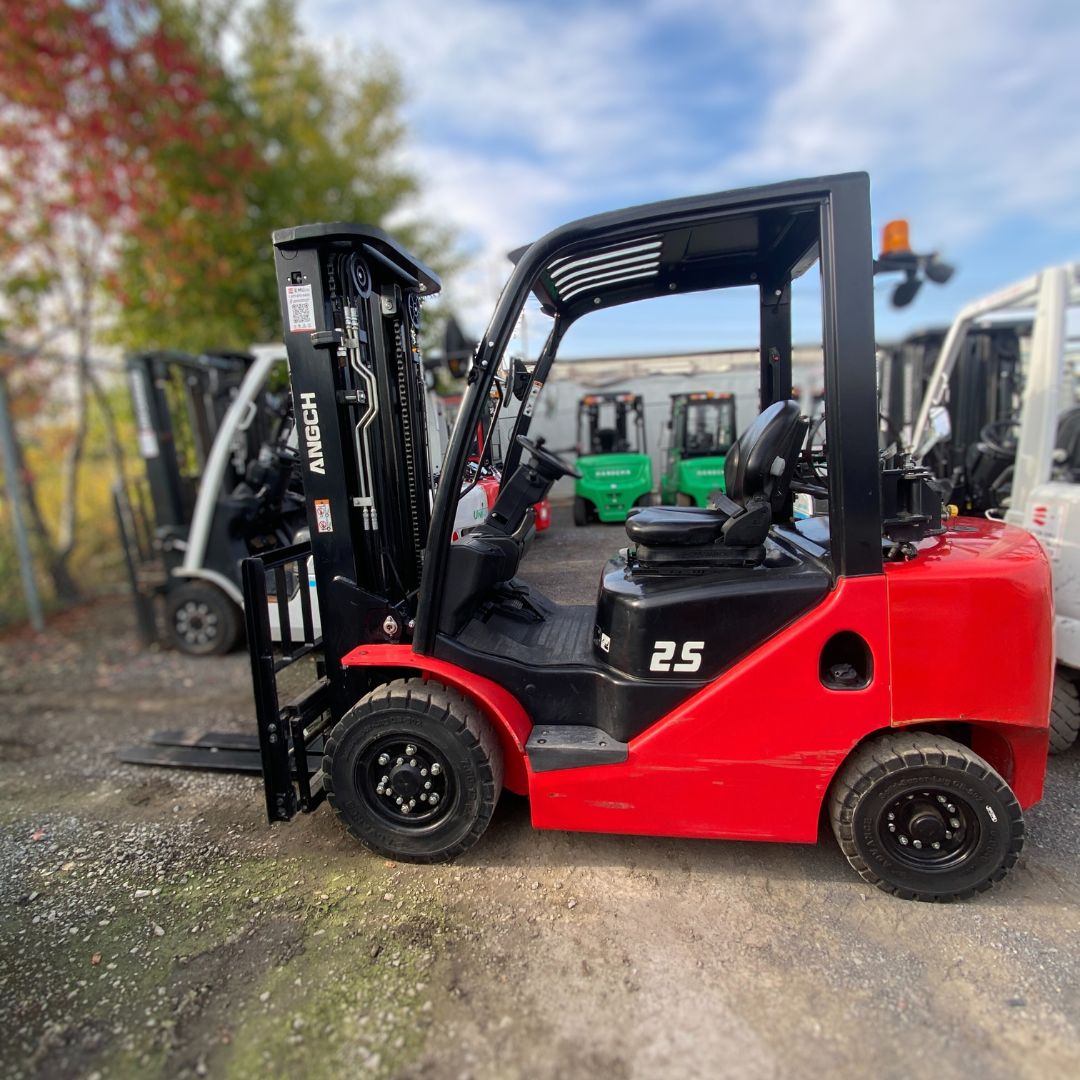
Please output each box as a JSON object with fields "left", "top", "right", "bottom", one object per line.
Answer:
{"left": 255, "top": 173, "right": 1051, "bottom": 901}
{"left": 660, "top": 391, "right": 738, "bottom": 506}
{"left": 577, "top": 392, "right": 646, "bottom": 456}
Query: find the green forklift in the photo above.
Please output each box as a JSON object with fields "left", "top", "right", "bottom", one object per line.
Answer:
{"left": 660, "top": 391, "right": 737, "bottom": 506}
{"left": 573, "top": 392, "right": 653, "bottom": 525}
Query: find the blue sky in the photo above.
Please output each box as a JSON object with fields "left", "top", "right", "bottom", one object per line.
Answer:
{"left": 303, "top": 0, "right": 1080, "bottom": 356}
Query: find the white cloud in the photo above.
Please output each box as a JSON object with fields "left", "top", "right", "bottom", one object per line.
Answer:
{"left": 301, "top": 0, "right": 1080, "bottom": 336}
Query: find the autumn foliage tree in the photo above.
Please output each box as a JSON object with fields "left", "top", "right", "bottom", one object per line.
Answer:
{"left": 112, "top": 0, "right": 442, "bottom": 352}
{"left": 0, "top": 0, "right": 259, "bottom": 602}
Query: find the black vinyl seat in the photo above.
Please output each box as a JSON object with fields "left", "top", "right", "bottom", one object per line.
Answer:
{"left": 627, "top": 400, "right": 807, "bottom": 564}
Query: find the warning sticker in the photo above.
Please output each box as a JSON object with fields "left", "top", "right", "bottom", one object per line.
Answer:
{"left": 286, "top": 284, "right": 316, "bottom": 332}
{"left": 314, "top": 498, "right": 333, "bottom": 533}
{"left": 523, "top": 380, "right": 544, "bottom": 418}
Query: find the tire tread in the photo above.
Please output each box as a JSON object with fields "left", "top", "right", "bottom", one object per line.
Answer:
{"left": 828, "top": 731, "right": 1023, "bottom": 902}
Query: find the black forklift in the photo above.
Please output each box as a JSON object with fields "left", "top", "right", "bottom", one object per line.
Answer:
{"left": 116, "top": 349, "right": 306, "bottom": 655}
{"left": 878, "top": 323, "right": 1025, "bottom": 512}
{"left": 235, "top": 173, "right": 1051, "bottom": 902}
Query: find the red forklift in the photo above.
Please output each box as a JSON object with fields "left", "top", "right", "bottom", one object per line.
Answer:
{"left": 247, "top": 173, "right": 1051, "bottom": 902}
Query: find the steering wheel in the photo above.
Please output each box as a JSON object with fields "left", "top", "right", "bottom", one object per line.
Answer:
{"left": 979, "top": 418, "right": 1019, "bottom": 459}
{"left": 516, "top": 434, "right": 582, "bottom": 479}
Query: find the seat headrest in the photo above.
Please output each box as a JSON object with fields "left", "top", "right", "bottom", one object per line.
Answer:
{"left": 724, "top": 400, "right": 806, "bottom": 513}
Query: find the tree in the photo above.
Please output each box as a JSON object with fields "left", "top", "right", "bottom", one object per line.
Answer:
{"left": 0, "top": 0, "right": 256, "bottom": 602}
{"left": 112, "top": 0, "right": 448, "bottom": 353}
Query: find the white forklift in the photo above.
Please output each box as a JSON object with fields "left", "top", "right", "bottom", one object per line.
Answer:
{"left": 912, "top": 263, "right": 1080, "bottom": 752}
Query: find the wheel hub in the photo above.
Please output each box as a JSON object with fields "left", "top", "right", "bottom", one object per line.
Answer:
{"left": 176, "top": 600, "right": 217, "bottom": 644}
{"left": 363, "top": 736, "right": 451, "bottom": 826}
{"left": 880, "top": 788, "right": 979, "bottom": 866}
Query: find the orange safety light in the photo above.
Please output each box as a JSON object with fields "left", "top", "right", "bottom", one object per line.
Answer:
{"left": 880, "top": 219, "right": 911, "bottom": 256}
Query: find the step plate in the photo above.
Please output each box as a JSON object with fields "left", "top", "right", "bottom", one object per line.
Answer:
{"left": 525, "top": 725, "right": 628, "bottom": 773}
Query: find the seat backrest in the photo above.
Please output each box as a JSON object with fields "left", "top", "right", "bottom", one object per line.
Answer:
{"left": 595, "top": 427, "right": 617, "bottom": 453}
{"left": 723, "top": 400, "right": 807, "bottom": 515}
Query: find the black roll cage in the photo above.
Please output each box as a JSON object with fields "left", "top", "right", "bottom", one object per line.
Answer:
{"left": 415, "top": 173, "right": 883, "bottom": 652}
{"left": 576, "top": 392, "right": 647, "bottom": 456}
{"left": 669, "top": 392, "right": 738, "bottom": 458}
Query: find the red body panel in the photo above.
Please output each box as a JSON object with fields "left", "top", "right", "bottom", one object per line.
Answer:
{"left": 340, "top": 644, "right": 532, "bottom": 796}
{"left": 885, "top": 518, "right": 1053, "bottom": 806}
{"left": 341, "top": 519, "right": 1052, "bottom": 843}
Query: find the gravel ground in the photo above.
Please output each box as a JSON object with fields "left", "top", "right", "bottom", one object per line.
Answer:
{"left": 2, "top": 502, "right": 1079, "bottom": 1080}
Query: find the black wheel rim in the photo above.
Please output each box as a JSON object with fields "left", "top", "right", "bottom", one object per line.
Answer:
{"left": 877, "top": 785, "right": 982, "bottom": 871}
{"left": 175, "top": 599, "right": 219, "bottom": 648}
{"left": 357, "top": 734, "right": 455, "bottom": 829}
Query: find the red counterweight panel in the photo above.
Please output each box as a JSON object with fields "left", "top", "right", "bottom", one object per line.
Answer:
{"left": 529, "top": 575, "right": 892, "bottom": 844}
{"left": 886, "top": 518, "right": 1053, "bottom": 807}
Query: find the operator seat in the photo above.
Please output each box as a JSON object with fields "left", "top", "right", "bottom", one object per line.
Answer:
{"left": 626, "top": 400, "right": 807, "bottom": 566}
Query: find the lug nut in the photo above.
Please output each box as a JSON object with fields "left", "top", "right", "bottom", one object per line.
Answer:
{"left": 431, "top": 763, "right": 442, "bottom": 776}
{"left": 420, "top": 794, "right": 427, "bottom": 802}
{"left": 405, "top": 744, "right": 417, "bottom": 756}
{"left": 396, "top": 757, "right": 404, "bottom": 766}
{"left": 402, "top": 803, "right": 411, "bottom": 814}
{"left": 396, "top": 796, "right": 403, "bottom": 805}
{"left": 913, "top": 840, "right": 923, "bottom": 849}
{"left": 378, "top": 753, "right": 390, "bottom": 766}
{"left": 429, "top": 793, "right": 440, "bottom": 806}
{"left": 420, "top": 768, "right": 428, "bottom": 777}
{"left": 887, "top": 812, "right": 895, "bottom": 821}
{"left": 410, "top": 759, "right": 417, "bottom": 767}
{"left": 424, "top": 781, "right": 432, "bottom": 790}
{"left": 949, "top": 818, "right": 961, "bottom": 829}
{"left": 932, "top": 842, "right": 941, "bottom": 850}
{"left": 899, "top": 835, "right": 909, "bottom": 845}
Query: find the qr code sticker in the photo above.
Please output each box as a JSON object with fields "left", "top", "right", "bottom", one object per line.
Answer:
{"left": 286, "top": 284, "right": 316, "bottom": 332}
{"left": 314, "top": 498, "right": 333, "bottom": 533}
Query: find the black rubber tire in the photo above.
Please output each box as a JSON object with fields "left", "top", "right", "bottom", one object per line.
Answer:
{"left": 322, "top": 678, "right": 503, "bottom": 863}
{"left": 829, "top": 731, "right": 1024, "bottom": 902}
{"left": 165, "top": 581, "right": 241, "bottom": 657}
{"left": 633, "top": 493, "right": 653, "bottom": 508}
{"left": 675, "top": 492, "right": 694, "bottom": 507}
{"left": 1049, "top": 669, "right": 1080, "bottom": 754}
{"left": 573, "top": 496, "right": 591, "bottom": 527}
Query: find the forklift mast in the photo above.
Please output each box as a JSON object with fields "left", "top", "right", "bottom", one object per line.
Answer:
{"left": 270, "top": 223, "right": 442, "bottom": 718}
{"left": 577, "top": 392, "right": 646, "bottom": 455}
{"left": 126, "top": 350, "right": 252, "bottom": 530}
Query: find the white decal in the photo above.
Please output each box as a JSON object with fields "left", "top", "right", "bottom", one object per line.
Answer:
{"left": 650, "top": 641, "right": 676, "bottom": 672}
{"left": 286, "top": 284, "right": 316, "bottom": 332}
{"left": 314, "top": 498, "right": 333, "bottom": 533}
{"left": 674, "top": 642, "right": 704, "bottom": 673}
{"left": 650, "top": 640, "right": 704, "bottom": 673}
{"left": 299, "top": 391, "right": 326, "bottom": 475}
{"left": 599, "top": 631, "right": 611, "bottom": 653}
{"left": 985, "top": 805, "right": 998, "bottom": 823}
{"left": 523, "top": 380, "right": 544, "bottom": 418}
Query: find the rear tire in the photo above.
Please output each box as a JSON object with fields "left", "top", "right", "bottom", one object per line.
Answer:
{"left": 1049, "top": 670, "right": 1080, "bottom": 754}
{"left": 829, "top": 731, "right": 1023, "bottom": 901}
{"left": 573, "top": 496, "right": 591, "bottom": 526}
{"left": 322, "top": 678, "right": 503, "bottom": 862}
{"left": 165, "top": 581, "right": 241, "bottom": 657}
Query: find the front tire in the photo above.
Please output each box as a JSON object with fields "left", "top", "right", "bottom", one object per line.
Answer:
{"left": 573, "top": 496, "right": 592, "bottom": 526}
{"left": 829, "top": 732, "right": 1023, "bottom": 901}
{"left": 165, "top": 581, "right": 241, "bottom": 656}
{"left": 1049, "top": 669, "right": 1080, "bottom": 754}
{"left": 322, "top": 678, "right": 503, "bottom": 862}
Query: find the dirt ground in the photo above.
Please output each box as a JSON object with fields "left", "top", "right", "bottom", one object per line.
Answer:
{"left": 2, "top": 503, "right": 1079, "bottom": 1080}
